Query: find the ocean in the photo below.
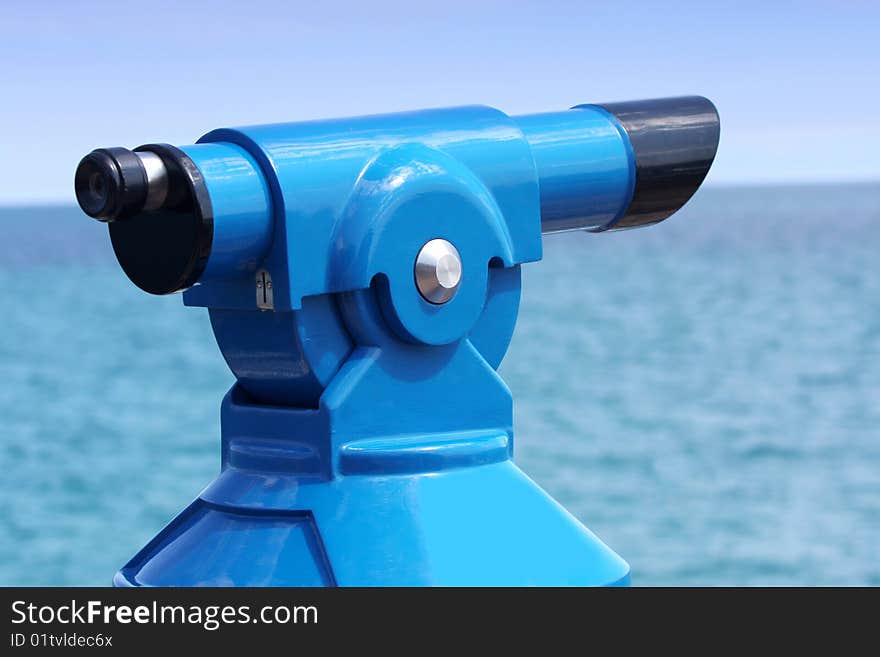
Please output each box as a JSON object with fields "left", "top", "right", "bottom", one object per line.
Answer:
{"left": 1, "top": 183, "right": 878, "bottom": 586}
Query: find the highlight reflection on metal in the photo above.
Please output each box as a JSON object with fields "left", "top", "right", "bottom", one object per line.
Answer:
{"left": 134, "top": 151, "right": 169, "bottom": 212}
{"left": 415, "top": 239, "right": 462, "bottom": 304}
{"left": 73, "top": 97, "right": 719, "bottom": 587}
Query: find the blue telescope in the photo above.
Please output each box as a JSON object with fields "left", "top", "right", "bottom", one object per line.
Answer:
{"left": 75, "top": 97, "right": 719, "bottom": 586}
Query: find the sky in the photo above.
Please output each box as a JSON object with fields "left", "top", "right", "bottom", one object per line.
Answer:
{"left": 0, "top": 0, "right": 877, "bottom": 204}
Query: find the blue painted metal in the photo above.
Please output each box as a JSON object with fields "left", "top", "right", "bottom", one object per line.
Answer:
{"left": 182, "top": 143, "right": 274, "bottom": 282}
{"left": 114, "top": 103, "right": 642, "bottom": 587}
{"left": 515, "top": 106, "right": 635, "bottom": 233}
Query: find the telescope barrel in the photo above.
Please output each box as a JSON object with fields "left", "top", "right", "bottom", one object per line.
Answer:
{"left": 517, "top": 96, "right": 720, "bottom": 233}
{"left": 73, "top": 97, "right": 719, "bottom": 295}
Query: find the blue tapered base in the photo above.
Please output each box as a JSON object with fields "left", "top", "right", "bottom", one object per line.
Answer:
{"left": 114, "top": 458, "right": 629, "bottom": 587}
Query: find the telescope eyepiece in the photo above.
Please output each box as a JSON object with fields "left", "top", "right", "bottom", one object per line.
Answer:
{"left": 75, "top": 147, "right": 148, "bottom": 222}
{"left": 74, "top": 147, "right": 172, "bottom": 222}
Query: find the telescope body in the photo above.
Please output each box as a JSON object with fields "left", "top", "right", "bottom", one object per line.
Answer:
{"left": 75, "top": 98, "right": 719, "bottom": 586}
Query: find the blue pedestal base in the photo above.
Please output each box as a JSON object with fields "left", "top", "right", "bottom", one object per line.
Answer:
{"left": 115, "top": 457, "right": 629, "bottom": 587}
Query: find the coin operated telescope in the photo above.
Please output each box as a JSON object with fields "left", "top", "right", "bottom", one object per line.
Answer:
{"left": 75, "top": 97, "right": 719, "bottom": 586}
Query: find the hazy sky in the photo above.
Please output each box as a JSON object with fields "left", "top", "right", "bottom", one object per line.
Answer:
{"left": 1, "top": 0, "right": 877, "bottom": 203}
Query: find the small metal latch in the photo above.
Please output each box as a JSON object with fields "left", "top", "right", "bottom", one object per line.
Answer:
{"left": 256, "top": 269, "right": 274, "bottom": 310}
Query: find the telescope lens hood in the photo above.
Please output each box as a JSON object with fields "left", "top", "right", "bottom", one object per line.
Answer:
{"left": 593, "top": 96, "right": 720, "bottom": 230}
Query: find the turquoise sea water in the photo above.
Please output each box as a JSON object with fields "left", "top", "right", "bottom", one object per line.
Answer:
{"left": 1, "top": 184, "right": 878, "bottom": 586}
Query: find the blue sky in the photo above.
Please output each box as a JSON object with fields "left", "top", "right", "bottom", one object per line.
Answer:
{"left": 0, "top": 0, "right": 877, "bottom": 203}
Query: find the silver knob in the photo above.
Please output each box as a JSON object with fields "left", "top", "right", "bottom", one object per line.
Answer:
{"left": 414, "top": 239, "right": 462, "bottom": 304}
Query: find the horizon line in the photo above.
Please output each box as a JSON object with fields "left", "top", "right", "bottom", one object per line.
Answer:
{"left": 2, "top": 178, "right": 878, "bottom": 209}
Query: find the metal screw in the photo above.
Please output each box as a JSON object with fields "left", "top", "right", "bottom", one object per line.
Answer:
{"left": 414, "top": 239, "right": 462, "bottom": 304}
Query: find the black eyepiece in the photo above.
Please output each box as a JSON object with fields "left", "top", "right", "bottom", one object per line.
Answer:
{"left": 74, "top": 147, "right": 149, "bottom": 222}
